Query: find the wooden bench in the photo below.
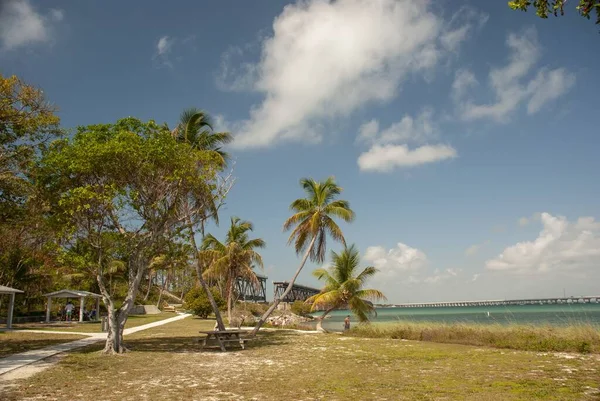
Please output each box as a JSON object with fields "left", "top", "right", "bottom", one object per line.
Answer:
{"left": 199, "top": 330, "right": 251, "bottom": 352}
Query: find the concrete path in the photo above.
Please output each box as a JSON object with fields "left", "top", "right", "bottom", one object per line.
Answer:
{"left": 0, "top": 313, "right": 191, "bottom": 377}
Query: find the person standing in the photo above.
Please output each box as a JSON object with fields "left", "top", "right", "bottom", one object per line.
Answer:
{"left": 344, "top": 315, "right": 351, "bottom": 331}
{"left": 65, "top": 300, "right": 74, "bottom": 322}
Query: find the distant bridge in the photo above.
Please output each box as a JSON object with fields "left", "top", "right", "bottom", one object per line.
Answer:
{"left": 273, "top": 281, "right": 320, "bottom": 302}
{"left": 236, "top": 274, "right": 267, "bottom": 302}
{"left": 393, "top": 296, "right": 600, "bottom": 308}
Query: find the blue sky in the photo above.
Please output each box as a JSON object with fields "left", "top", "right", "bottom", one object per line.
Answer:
{"left": 2, "top": 0, "right": 599, "bottom": 303}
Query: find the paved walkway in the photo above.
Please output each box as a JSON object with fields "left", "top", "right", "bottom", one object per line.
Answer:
{"left": 0, "top": 313, "right": 190, "bottom": 376}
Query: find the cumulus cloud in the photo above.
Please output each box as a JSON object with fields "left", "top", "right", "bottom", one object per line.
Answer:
{"left": 364, "top": 243, "right": 428, "bottom": 281}
{"left": 0, "top": 0, "right": 64, "bottom": 51}
{"left": 358, "top": 143, "right": 457, "bottom": 172}
{"left": 454, "top": 28, "right": 575, "bottom": 122}
{"left": 221, "top": 0, "right": 478, "bottom": 149}
{"left": 486, "top": 213, "right": 600, "bottom": 274}
{"left": 357, "top": 109, "right": 437, "bottom": 146}
{"left": 356, "top": 109, "right": 457, "bottom": 172}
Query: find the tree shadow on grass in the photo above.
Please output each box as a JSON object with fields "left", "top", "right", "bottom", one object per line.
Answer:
{"left": 70, "top": 331, "right": 291, "bottom": 355}
{"left": 0, "top": 338, "right": 85, "bottom": 358}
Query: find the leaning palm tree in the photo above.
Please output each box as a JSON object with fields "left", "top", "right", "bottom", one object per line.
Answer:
{"left": 171, "top": 108, "right": 233, "bottom": 167}
{"left": 200, "top": 217, "right": 265, "bottom": 326}
{"left": 307, "top": 245, "right": 386, "bottom": 332}
{"left": 251, "top": 176, "right": 355, "bottom": 335}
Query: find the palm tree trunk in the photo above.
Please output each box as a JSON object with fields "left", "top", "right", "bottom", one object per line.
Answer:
{"left": 227, "top": 276, "right": 234, "bottom": 327}
{"left": 315, "top": 306, "right": 336, "bottom": 332}
{"left": 186, "top": 223, "right": 226, "bottom": 331}
{"left": 251, "top": 236, "right": 317, "bottom": 336}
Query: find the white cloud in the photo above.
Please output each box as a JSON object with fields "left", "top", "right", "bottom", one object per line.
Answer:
{"left": 364, "top": 243, "right": 428, "bottom": 281}
{"left": 455, "top": 28, "right": 575, "bottom": 122}
{"left": 222, "top": 0, "right": 479, "bottom": 150}
{"left": 156, "top": 36, "right": 171, "bottom": 56}
{"left": 470, "top": 273, "right": 480, "bottom": 282}
{"left": 465, "top": 244, "right": 480, "bottom": 257}
{"left": 0, "top": 0, "right": 64, "bottom": 51}
{"left": 358, "top": 143, "right": 457, "bottom": 172}
{"left": 465, "top": 240, "right": 489, "bottom": 256}
{"left": 356, "top": 109, "right": 457, "bottom": 172}
{"left": 486, "top": 213, "right": 600, "bottom": 274}
{"left": 451, "top": 69, "right": 478, "bottom": 100}
{"left": 441, "top": 6, "right": 488, "bottom": 52}
{"left": 357, "top": 109, "right": 437, "bottom": 146}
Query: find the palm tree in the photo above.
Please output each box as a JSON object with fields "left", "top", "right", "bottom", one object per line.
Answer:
{"left": 307, "top": 245, "right": 386, "bottom": 332}
{"left": 252, "top": 176, "right": 355, "bottom": 335}
{"left": 169, "top": 107, "right": 233, "bottom": 331}
{"left": 200, "top": 217, "right": 265, "bottom": 326}
{"left": 171, "top": 108, "right": 233, "bottom": 167}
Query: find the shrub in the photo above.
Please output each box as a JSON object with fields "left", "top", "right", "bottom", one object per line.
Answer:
{"left": 291, "top": 300, "right": 313, "bottom": 317}
{"left": 184, "top": 287, "right": 225, "bottom": 318}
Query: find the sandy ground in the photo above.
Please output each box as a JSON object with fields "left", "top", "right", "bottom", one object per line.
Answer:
{"left": 0, "top": 313, "right": 190, "bottom": 388}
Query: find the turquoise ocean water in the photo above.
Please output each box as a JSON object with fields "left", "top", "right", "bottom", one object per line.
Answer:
{"left": 316, "top": 303, "right": 600, "bottom": 332}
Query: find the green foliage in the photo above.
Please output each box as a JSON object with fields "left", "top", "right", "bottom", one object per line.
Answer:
{"left": 291, "top": 300, "right": 312, "bottom": 317}
{"left": 283, "top": 176, "right": 355, "bottom": 263}
{"left": 307, "top": 244, "right": 386, "bottom": 323}
{"left": 0, "top": 74, "right": 64, "bottom": 311}
{"left": 184, "top": 287, "right": 225, "bottom": 318}
{"left": 508, "top": 0, "right": 600, "bottom": 24}
{"left": 169, "top": 108, "right": 233, "bottom": 167}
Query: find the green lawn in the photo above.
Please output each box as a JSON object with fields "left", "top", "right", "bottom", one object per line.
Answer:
{"left": 0, "top": 331, "right": 86, "bottom": 358}
{"left": 3, "top": 317, "right": 600, "bottom": 400}
{"left": 13, "top": 313, "right": 177, "bottom": 333}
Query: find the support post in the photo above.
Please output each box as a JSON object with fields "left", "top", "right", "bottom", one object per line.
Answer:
{"left": 79, "top": 297, "right": 84, "bottom": 322}
{"left": 7, "top": 293, "right": 15, "bottom": 329}
{"left": 46, "top": 297, "right": 52, "bottom": 323}
{"left": 95, "top": 297, "right": 100, "bottom": 321}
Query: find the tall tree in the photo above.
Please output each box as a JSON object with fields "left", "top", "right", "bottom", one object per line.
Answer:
{"left": 251, "top": 176, "right": 354, "bottom": 336}
{"left": 307, "top": 245, "right": 386, "bottom": 332}
{"left": 508, "top": 0, "right": 600, "bottom": 25}
{"left": 37, "top": 118, "right": 223, "bottom": 353}
{"left": 201, "top": 217, "right": 265, "bottom": 325}
{"left": 169, "top": 107, "right": 235, "bottom": 332}
{"left": 171, "top": 108, "right": 233, "bottom": 166}
{"left": 0, "top": 74, "right": 62, "bottom": 309}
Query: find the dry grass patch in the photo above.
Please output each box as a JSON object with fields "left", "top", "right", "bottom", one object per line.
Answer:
{"left": 3, "top": 317, "right": 600, "bottom": 400}
{"left": 0, "top": 332, "right": 86, "bottom": 358}
{"left": 349, "top": 322, "right": 600, "bottom": 354}
{"left": 13, "top": 313, "right": 176, "bottom": 334}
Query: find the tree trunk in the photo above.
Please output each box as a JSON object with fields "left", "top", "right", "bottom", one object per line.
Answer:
{"left": 227, "top": 276, "right": 235, "bottom": 327}
{"left": 186, "top": 223, "right": 226, "bottom": 331}
{"left": 251, "top": 236, "right": 317, "bottom": 336}
{"left": 156, "top": 272, "right": 169, "bottom": 308}
{"left": 143, "top": 271, "right": 153, "bottom": 301}
{"left": 315, "top": 307, "right": 336, "bottom": 332}
{"left": 98, "top": 254, "right": 148, "bottom": 354}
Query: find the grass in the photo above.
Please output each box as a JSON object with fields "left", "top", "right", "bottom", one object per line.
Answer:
{"left": 0, "top": 331, "right": 86, "bottom": 358}
{"left": 3, "top": 317, "right": 600, "bottom": 400}
{"left": 347, "top": 321, "right": 600, "bottom": 354}
{"left": 12, "top": 312, "right": 176, "bottom": 333}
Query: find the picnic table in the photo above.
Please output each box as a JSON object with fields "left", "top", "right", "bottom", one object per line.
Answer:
{"left": 199, "top": 329, "right": 250, "bottom": 352}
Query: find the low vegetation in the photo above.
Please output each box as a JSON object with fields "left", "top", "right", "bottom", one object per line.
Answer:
{"left": 348, "top": 321, "right": 600, "bottom": 354}
{"left": 3, "top": 317, "right": 600, "bottom": 400}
